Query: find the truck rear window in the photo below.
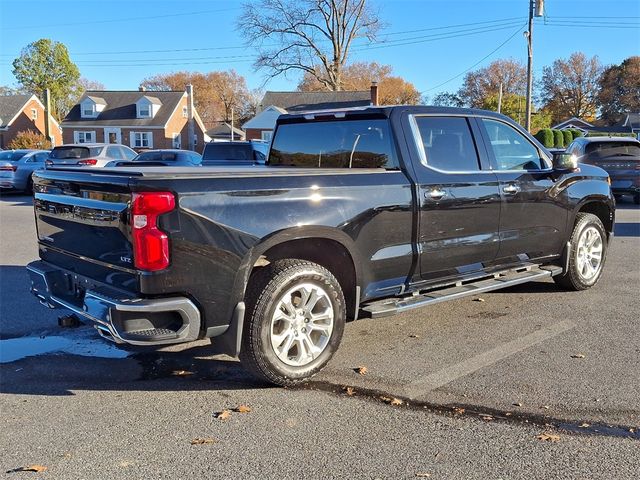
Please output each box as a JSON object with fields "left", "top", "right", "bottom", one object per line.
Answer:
{"left": 585, "top": 142, "right": 640, "bottom": 159}
{"left": 269, "top": 119, "right": 398, "bottom": 169}
{"left": 50, "top": 147, "right": 101, "bottom": 159}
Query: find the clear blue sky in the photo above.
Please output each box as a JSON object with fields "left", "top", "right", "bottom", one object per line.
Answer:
{"left": 1, "top": 0, "right": 638, "bottom": 98}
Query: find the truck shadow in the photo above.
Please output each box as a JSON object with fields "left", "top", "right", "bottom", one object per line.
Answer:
{"left": 0, "top": 192, "right": 33, "bottom": 206}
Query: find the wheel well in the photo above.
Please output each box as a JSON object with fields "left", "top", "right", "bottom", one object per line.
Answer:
{"left": 578, "top": 202, "right": 613, "bottom": 234}
{"left": 252, "top": 238, "right": 358, "bottom": 319}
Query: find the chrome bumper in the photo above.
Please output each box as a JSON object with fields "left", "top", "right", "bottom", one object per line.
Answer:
{"left": 27, "top": 260, "right": 201, "bottom": 346}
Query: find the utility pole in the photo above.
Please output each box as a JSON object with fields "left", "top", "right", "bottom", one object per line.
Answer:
{"left": 44, "top": 88, "right": 52, "bottom": 146}
{"left": 525, "top": 0, "right": 544, "bottom": 132}
{"left": 230, "top": 107, "right": 234, "bottom": 142}
{"left": 186, "top": 84, "right": 195, "bottom": 151}
{"left": 497, "top": 83, "right": 503, "bottom": 114}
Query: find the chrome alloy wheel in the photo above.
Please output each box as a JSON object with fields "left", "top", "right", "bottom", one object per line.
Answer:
{"left": 576, "top": 226, "right": 603, "bottom": 281}
{"left": 270, "top": 283, "right": 334, "bottom": 367}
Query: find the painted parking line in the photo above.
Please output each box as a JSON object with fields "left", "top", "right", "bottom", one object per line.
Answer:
{"left": 403, "top": 320, "right": 575, "bottom": 398}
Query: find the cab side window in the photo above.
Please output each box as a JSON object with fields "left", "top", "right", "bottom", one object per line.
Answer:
{"left": 413, "top": 116, "right": 481, "bottom": 172}
{"left": 481, "top": 119, "right": 543, "bottom": 171}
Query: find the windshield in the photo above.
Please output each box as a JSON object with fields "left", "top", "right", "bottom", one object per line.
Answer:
{"left": 585, "top": 141, "right": 640, "bottom": 159}
{"left": 0, "top": 151, "right": 29, "bottom": 162}
{"left": 203, "top": 143, "right": 254, "bottom": 162}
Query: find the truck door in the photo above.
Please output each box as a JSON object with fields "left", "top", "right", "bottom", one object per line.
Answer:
{"left": 476, "top": 117, "right": 568, "bottom": 264}
{"left": 408, "top": 115, "right": 502, "bottom": 283}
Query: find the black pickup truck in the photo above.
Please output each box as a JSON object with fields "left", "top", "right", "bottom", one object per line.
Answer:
{"left": 27, "top": 106, "right": 614, "bottom": 385}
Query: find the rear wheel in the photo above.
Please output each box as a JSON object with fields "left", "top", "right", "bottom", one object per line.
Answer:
{"left": 554, "top": 213, "right": 607, "bottom": 291}
{"left": 240, "top": 259, "right": 346, "bottom": 386}
{"left": 634, "top": 193, "right": 640, "bottom": 205}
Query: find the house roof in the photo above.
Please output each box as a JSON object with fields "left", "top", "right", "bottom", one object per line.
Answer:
{"left": 242, "top": 105, "right": 288, "bottom": 130}
{"left": 140, "top": 95, "right": 162, "bottom": 105}
{"left": 86, "top": 95, "right": 107, "bottom": 105}
{"left": 259, "top": 90, "right": 371, "bottom": 112}
{"left": 552, "top": 117, "right": 594, "bottom": 130}
{"left": 63, "top": 90, "right": 186, "bottom": 127}
{"left": 623, "top": 113, "right": 640, "bottom": 128}
{"left": 206, "top": 122, "right": 245, "bottom": 138}
{"left": 0, "top": 94, "right": 33, "bottom": 128}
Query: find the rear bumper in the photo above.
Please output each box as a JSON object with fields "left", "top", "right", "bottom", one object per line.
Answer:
{"left": 27, "top": 260, "right": 201, "bottom": 346}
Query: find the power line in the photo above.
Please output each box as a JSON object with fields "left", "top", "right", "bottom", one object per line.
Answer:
{"left": 2, "top": 7, "right": 242, "bottom": 31}
{"left": 425, "top": 23, "right": 527, "bottom": 93}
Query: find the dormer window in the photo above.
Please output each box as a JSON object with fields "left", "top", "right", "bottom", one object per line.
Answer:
{"left": 80, "top": 96, "right": 106, "bottom": 118}
{"left": 136, "top": 96, "right": 162, "bottom": 119}
{"left": 82, "top": 104, "right": 95, "bottom": 117}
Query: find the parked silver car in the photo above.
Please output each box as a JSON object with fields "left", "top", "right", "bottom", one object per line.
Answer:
{"left": 45, "top": 143, "right": 136, "bottom": 168}
{"left": 0, "top": 149, "right": 50, "bottom": 193}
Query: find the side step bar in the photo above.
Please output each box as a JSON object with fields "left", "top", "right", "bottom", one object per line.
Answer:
{"left": 361, "top": 265, "right": 562, "bottom": 319}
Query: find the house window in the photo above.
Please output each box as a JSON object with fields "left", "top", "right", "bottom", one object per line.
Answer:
{"left": 261, "top": 130, "right": 273, "bottom": 142}
{"left": 131, "top": 132, "right": 153, "bottom": 148}
{"left": 31, "top": 108, "right": 38, "bottom": 120}
{"left": 82, "top": 104, "right": 95, "bottom": 117}
{"left": 182, "top": 106, "right": 188, "bottom": 118}
{"left": 172, "top": 133, "right": 181, "bottom": 149}
{"left": 75, "top": 131, "right": 95, "bottom": 143}
{"left": 138, "top": 105, "right": 151, "bottom": 118}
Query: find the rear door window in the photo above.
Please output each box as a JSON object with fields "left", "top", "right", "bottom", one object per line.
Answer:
{"left": 106, "top": 146, "right": 126, "bottom": 159}
{"left": 413, "top": 116, "right": 480, "bottom": 172}
{"left": 269, "top": 119, "right": 398, "bottom": 169}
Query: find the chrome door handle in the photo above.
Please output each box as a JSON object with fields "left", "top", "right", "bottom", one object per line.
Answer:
{"left": 426, "top": 188, "right": 446, "bottom": 200}
{"left": 502, "top": 184, "right": 520, "bottom": 195}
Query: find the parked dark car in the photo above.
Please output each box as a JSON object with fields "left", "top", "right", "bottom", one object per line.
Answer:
{"left": 202, "top": 140, "right": 268, "bottom": 166}
{"left": 566, "top": 136, "right": 640, "bottom": 204}
{"left": 0, "top": 149, "right": 49, "bottom": 192}
{"left": 105, "top": 149, "right": 202, "bottom": 167}
{"left": 45, "top": 144, "right": 137, "bottom": 168}
{"left": 27, "top": 106, "right": 614, "bottom": 386}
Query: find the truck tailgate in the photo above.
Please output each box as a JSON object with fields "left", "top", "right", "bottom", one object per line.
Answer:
{"left": 32, "top": 168, "right": 137, "bottom": 291}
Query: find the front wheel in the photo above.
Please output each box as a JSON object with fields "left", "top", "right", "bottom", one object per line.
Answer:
{"left": 240, "top": 259, "right": 346, "bottom": 386}
{"left": 554, "top": 213, "right": 608, "bottom": 291}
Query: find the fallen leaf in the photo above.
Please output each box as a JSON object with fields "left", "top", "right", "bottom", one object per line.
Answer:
{"left": 505, "top": 412, "right": 513, "bottom": 416}
{"left": 481, "top": 415, "right": 494, "bottom": 421}
{"left": 190, "top": 438, "right": 216, "bottom": 445}
{"left": 579, "top": 423, "right": 590, "bottom": 428}
{"left": 536, "top": 432, "right": 560, "bottom": 442}
{"left": 390, "top": 398, "right": 403, "bottom": 406}
{"left": 540, "top": 405, "right": 550, "bottom": 410}
{"left": 570, "top": 354, "right": 585, "bottom": 359}
{"left": 234, "top": 405, "right": 252, "bottom": 413}
{"left": 343, "top": 386, "right": 355, "bottom": 396}
{"left": 171, "top": 370, "right": 194, "bottom": 376}
{"left": 6, "top": 465, "right": 48, "bottom": 473}
{"left": 473, "top": 297, "right": 485, "bottom": 302}
{"left": 513, "top": 402, "right": 522, "bottom": 407}
{"left": 354, "top": 366, "right": 368, "bottom": 376}
{"left": 214, "top": 409, "right": 231, "bottom": 420}
{"left": 452, "top": 407, "right": 465, "bottom": 415}
{"left": 629, "top": 428, "right": 635, "bottom": 433}
{"left": 415, "top": 474, "right": 431, "bottom": 478}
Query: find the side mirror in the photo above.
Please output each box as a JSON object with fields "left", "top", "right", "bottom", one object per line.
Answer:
{"left": 552, "top": 152, "right": 578, "bottom": 171}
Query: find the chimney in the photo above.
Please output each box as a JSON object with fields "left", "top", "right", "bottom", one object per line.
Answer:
{"left": 44, "top": 88, "right": 52, "bottom": 145}
{"left": 138, "top": 85, "right": 146, "bottom": 92}
{"left": 370, "top": 81, "right": 379, "bottom": 106}
{"left": 186, "top": 84, "right": 195, "bottom": 151}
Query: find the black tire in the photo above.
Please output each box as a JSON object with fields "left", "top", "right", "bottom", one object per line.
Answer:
{"left": 25, "top": 177, "right": 33, "bottom": 195}
{"left": 554, "top": 213, "right": 607, "bottom": 291}
{"left": 634, "top": 193, "right": 640, "bottom": 205}
{"left": 240, "top": 259, "right": 346, "bottom": 386}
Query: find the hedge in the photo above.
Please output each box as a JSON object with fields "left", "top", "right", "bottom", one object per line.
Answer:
{"left": 535, "top": 128, "right": 554, "bottom": 148}
{"left": 553, "top": 129, "right": 565, "bottom": 148}
{"left": 562, "top": 130, "right": 573, "bottom": 146}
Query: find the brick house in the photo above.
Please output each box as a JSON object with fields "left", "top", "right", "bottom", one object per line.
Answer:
{"left": 243, "top": 85, "right": 379, "bottom": 141}
{"left": 0, "top": 94, "right": 62, "bottom": 148}
{"left": 61, "top": 88, "right": 209, "bottom": 152}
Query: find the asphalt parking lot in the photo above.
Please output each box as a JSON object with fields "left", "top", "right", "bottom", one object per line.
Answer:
{"left": 1, "top": 193, "right": 639, "bottom": 479}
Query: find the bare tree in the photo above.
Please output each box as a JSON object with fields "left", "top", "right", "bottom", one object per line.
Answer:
{"left": 238, "top": 0, "right": 381, "bottom": 91}
{"left": 457, "top": 59, "right": 527, "bottom": 108}
{"left": 541, "top": 52, "right": 603, "bottom": 123}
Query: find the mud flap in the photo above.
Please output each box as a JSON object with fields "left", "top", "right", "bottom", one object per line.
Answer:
{"left": 210, "top": 302, "right": 245, "bottom": 357}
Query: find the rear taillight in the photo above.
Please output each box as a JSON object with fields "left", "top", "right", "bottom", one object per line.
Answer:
{"left": 131, "top": 192, "right": 175, "bottom": 271}
{"left": 0, "top": 165, "right": 17, "bottom": 172}
{"left": 78, "top": 158, "right": 98, "bottom": 165}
